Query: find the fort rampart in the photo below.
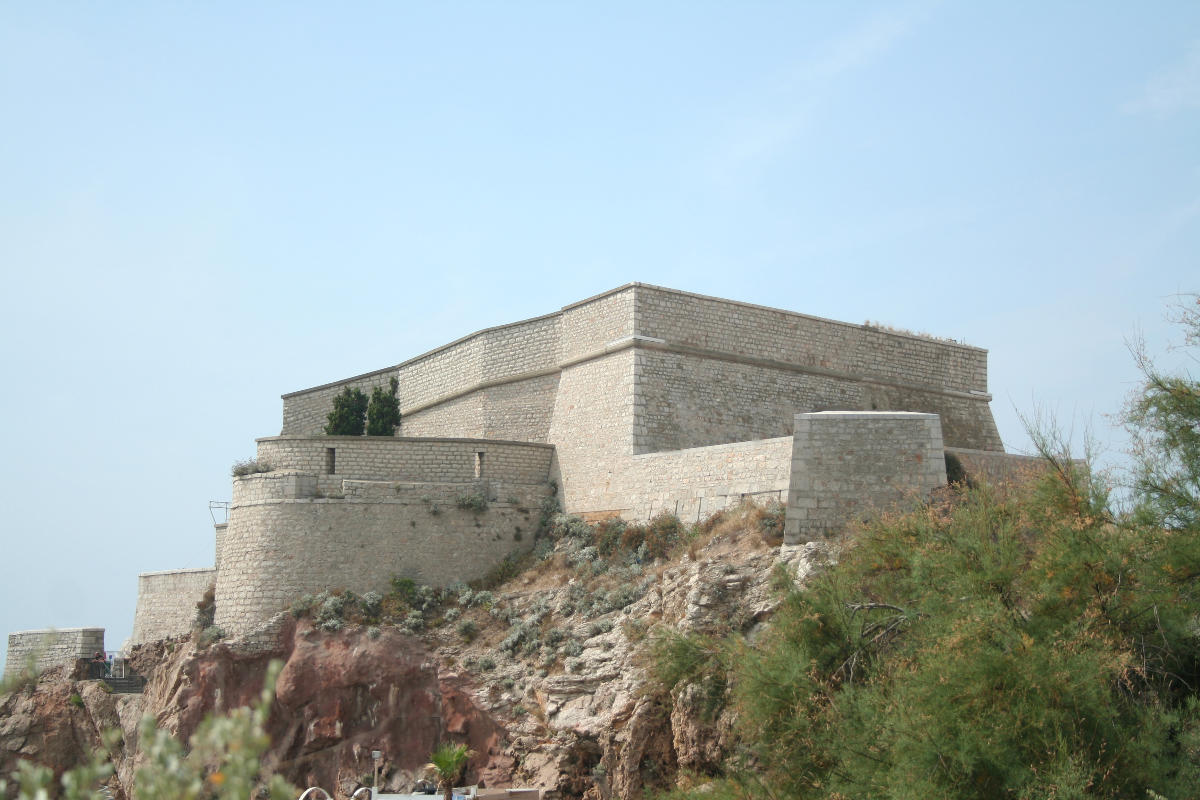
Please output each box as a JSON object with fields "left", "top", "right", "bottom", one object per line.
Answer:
{"left": 5, "top": 628, "right": 104, "bottom": 678}
{"left": 785, "top": 412, "right": 949, "bottom": 544}
{"left": 9, "top": 285, "right": 1026, "bottom": 652}
{"left": 130, "top": 568, "right": 216, "bottom": 646}
{"left": 211, "top": 436, "right": 555, "bottom": 636}
{"left": 213, "top": 494, "right": 544, "bottom": 635}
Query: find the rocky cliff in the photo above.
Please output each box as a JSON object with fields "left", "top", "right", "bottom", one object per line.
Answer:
{"left": 1, "top": 508, "right": 829, "bottom": 799}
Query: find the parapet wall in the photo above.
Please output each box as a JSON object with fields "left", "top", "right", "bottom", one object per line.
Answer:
{"left": 5, "top": 628, "right": 104, "bottom": 678}
{"left": 130, "top": 567, "right": 217, "bottom": 645}
{"left": 785, "top": 412, "right": 948, "bottom": 544}
{"left": 255, "top": 436, "right": 554, "bottom": 495}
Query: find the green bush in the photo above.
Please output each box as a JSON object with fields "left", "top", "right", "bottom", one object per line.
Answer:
{"left": 324, "top": 386, "right": 368, "bottom": 436}
{"left": 197, "top": 625, "right": 225, "bottom": 647}
{"left": 366, "top": 377, "right": 402, "bottom": 436}
{"left": 193, "top": 583, "right": 216, "bottom": 630}
{"left": 457, "top": 619, "right": 479, "bottom": 641}
{"left": 455, "top": 492, "right": 489, "bottom": 512}
{"left": 673, "top": 470, "right": 1200, "bottom": 800}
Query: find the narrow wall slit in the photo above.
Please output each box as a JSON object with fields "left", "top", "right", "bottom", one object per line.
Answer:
{"left": 325, "top": 448, "right": 336, "bottom": 474}
{"left": 474, "top": 451, "right": 484, "bottom": 479}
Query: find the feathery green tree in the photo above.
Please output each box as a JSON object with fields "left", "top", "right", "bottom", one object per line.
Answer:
{"left": 367, "top": 377, "right": 402, "bottom": 436}
{"left": 325, "top": 386, "right": 368, "bottom": 436}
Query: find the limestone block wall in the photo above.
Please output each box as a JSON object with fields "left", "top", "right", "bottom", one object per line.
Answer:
{"left": 634, "top": 285, "right": 988, "bottom": 392}
{"left": 255, "top": 436, "right": 554, "bottom": 494}
{"left": 619, "top": 436, "right": 793, "bottom": 521}
{"left": 785, "top": 412, "right": 948, "bottom": 544}
{"left": 4, "top": 628, "right": 104, "bottom": 678}
{"left": 281, "top": 311, "right": 563, "bottom": 438}
{"left": 339, "top": 479, "right": 547, "bottom": 507}
{"left": 130, "top": 567, "right": 217, "bottom": 645}
{"left": 232, "top": 471, "right": 318, "bottom": 503}
{"left": 556, "top": 285, "right": 636, "bottom": 362}
{"left": 214, "top": 523, "right": 227, "bottom": 570}
{"left": 633, "top": 349, "right": 859, "bottom": 451}
{"left": 214, "top": 496, "right": 544, "bottom": 636}
{"left": 278, "top": 284, "right": 1001, "bottom": 479}
{"left": 631, "top": 286, "right": 1001, "bottom": 452}
{"left": 546, "top": 347, "right": 638, "bottom": 513}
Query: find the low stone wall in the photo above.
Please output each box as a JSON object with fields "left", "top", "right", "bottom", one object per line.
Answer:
{"left": 785, "top": 412, "right": 947, "bottom": 544}
{"left": 946, "top": 447, "right": 1047, "bottom": 489}
{"left": 255, "top": 436, "right": 554, "bottom": 491}
{"left": 233, "top": 471, "right": 319, "bottom": 503}
{"left": 130, "top": 567, "right": 217, "bottom": 645}
{"left": 619, "top": 437, "right": 793, "bottom": 522}
{"left": 5, "top": 628, "right": 104, "bottom": 678}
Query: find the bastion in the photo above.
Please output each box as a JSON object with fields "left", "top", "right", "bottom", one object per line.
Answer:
{"left": 5, "top": 284, "right": 1035, "bottom": 670}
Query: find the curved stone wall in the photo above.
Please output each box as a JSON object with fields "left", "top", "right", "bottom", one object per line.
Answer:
{"left": 213, "top": 435, "right": 554, "bottom": 636}
{"left": 214, "top": 495, "right": 542, "bottom": 636}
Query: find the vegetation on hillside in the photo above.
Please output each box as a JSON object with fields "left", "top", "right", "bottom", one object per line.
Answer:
{"left": 7, "top": 298, "right": 1196, "bottom": 800}
{"left": 654, "top": 297, "right": 1200, "bottom": 800}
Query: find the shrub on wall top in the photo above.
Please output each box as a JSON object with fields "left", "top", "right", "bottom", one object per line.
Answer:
{"left": 325, "top": 386, "right": 368, "bottom": 435}
{"left": 367, "top": 376, "right": 402, "bottom": 436}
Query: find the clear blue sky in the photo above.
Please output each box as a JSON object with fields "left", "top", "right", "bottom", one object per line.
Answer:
{"left": 2, "top": 2, "right": 1197, "bottom": 665}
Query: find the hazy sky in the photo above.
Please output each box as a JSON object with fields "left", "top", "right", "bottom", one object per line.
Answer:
{"left": 2, "top": 2, "right": 1197, "bottom": 665}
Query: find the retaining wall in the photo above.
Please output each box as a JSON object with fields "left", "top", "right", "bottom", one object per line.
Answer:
{"left": 214, "top": 494, "right": 545, "bottom": 636}
{"left": 130, "top": 567, "right": 217, "bottom": 645}
{"left": 4, "top": 628, "right": 104, "bottom": 678}
{"left": 785, "top": 412, "right": 948, "bottom": 544}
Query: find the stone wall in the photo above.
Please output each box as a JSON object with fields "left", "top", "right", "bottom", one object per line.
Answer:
{"left": 784, "top": 412, "right": 948, "bottom": 544}
{"left": 946, "top": 447, "right": 1048, "bottom": 489}
{"left": 214, "top": 495, "right": 545, "bottom": 636}
{"left": 280, "top": 311, "right": 563, "bottom": 438}
{"left": 634, "top": 285, "right": 988, "bottom": 392}
{"left": 546, "top": 348, "right": 638, "bottom": 513}
{"left": 255, "top": 436, "right": 554, "bottom": 494}
{"left": 630, "top": 285, "right": 1001, "bottom": 452}
{"left": 620, "top": 436, "right": 793, "bottom": 521}
{"left": 4, "top": 628, "right": 104, "bottom": 678}
{"left": 130, "top": 567, "right": 217, "bottom": 645}
{"left": 278, "top": 285, "right": 1001, "bottom": 494}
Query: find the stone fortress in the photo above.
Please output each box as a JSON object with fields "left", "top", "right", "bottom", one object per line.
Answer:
{"left": 6, "top": 283, "right": 1038, "bottom": 675}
